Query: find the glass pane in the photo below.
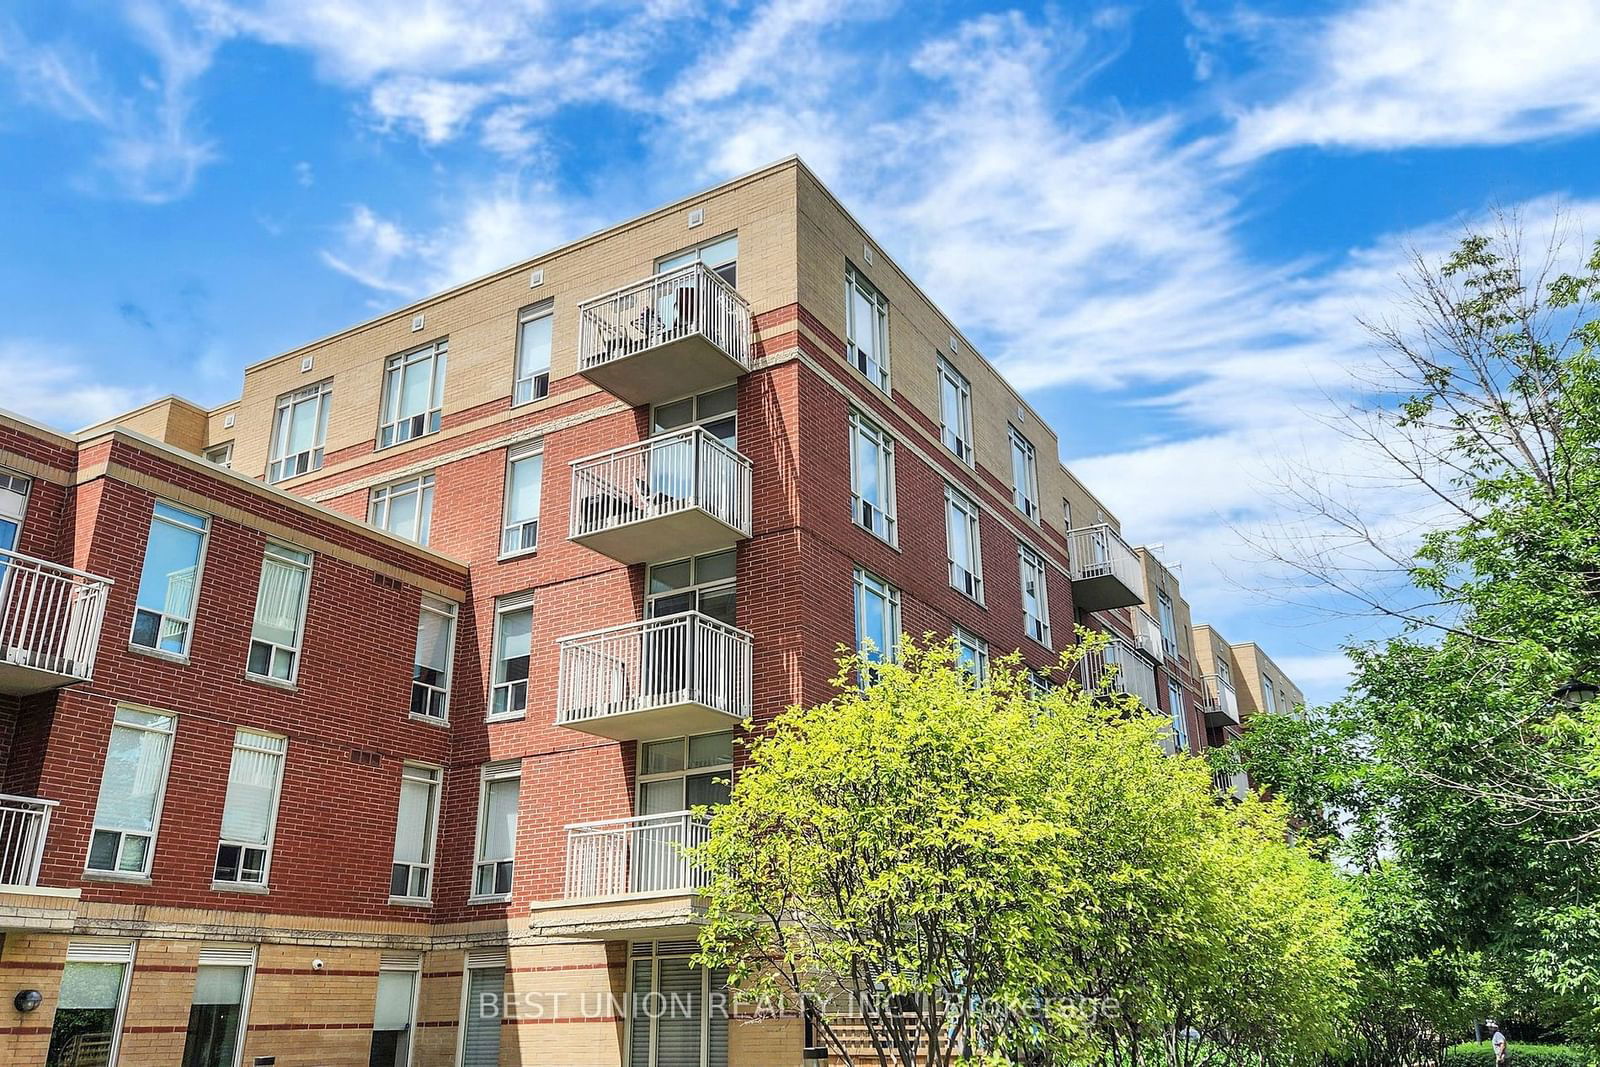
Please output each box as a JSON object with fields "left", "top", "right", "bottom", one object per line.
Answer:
{"left": 496, "top": 610, "right": 531, "bottom": 679}
{"left": 638, "top": 778, "right": 683, "bottom": 815}
{"left": 219, "top": 740, "right": 282, "bottom": 846}
{"left": 698, "top": 385, "right": 737, "bottom": 419}
{"left": 518, "top": 315, "right": 552, "bottom": 378}
{"left": 699, "top": 235, "right": 737, "bottom": 268}
{"left": 287, "top": 396, "right": 319, "bottom": 454}
{"left": 192, "top": 965, "right": 246, "bottom": 1006}
{"left": 686, "top": 772, "right": 729, "bottom": 808}
{"left": 648, "top": 560, "right": 692, "bottom": 595}
{"left": 136, "top": 517, "right": 203, "bottom": 621}
{"left": 251, "top": 556, "right": 307, "bottom": 649}
{"left": 461, "top": 967, "right": 505, "bottom": 1067}
{"left": 415, "top": 608, "right": 450, "bottom": 673}
{"left": 697, "top": 588, "right": 736, "bottom": 626}
{"left": 694, "top": 550, "right": 736, "bottom": 585}
{"left": 481, "top": 778, "right": 519, "bottom": 859}
{"left": 653, "top": 398, "right": 694, "bottom": 434}
{"left": 506, "top": 455, "right": 542, "bottom": 523}
{"left": 393, "top": 778, "right": 433, "bottom": 865}
{"left": 59, "top": 961, "right": 125, "bottom": 1010}
{"left": 656, "top": 958, "right": 703, "bottom": 1064}
{"left": 641, "top": 739, "right": 684, "bottom": 775}
{"left": 374, "top": 969, "right": 417, "bottom": 1031}
{"left": 400, "top": 357, "right": 432, "bottom": 418}
{"left": 93, "top": 723, "right": 169, "bottom": 832}
{"left": 688, "top": 731, "right": 733, "bottom": 768}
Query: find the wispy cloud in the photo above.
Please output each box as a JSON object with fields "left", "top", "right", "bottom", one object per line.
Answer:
{"left": 0, "top": 341, "right": 142, "bottom": 428}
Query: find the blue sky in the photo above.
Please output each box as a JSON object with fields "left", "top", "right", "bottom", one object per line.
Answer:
{"left": 3, "top": 0, "right": 1598, "bottom": 703}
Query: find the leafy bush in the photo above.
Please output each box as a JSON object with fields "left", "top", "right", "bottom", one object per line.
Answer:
{"left": 1443, "top": 1041, "right": 1593, "bottom": 1067}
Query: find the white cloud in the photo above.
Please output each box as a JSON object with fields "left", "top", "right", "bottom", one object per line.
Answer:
{"left": 0, "top": 342, "right": 142, "bottom": 429}
{"left": 1225, "top": 0, "right": 1600, "bottom": 159}
{"left": 368, "top": 76, "right": 491, "bottom": 144}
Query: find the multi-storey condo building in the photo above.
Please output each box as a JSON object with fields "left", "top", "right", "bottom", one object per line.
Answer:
{"left": 0, "top": 158, "right": 1301, "bottom": 1067}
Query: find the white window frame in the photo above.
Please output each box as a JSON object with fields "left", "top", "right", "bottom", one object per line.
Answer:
{"left": 471, "top": 762, "right": 521, "bottom": 903}
{"left": 1009, "top": 426, "right": 1040, "bottom": 522}
{"left": 488, "top": 596, "right": 533, "bottom": 723}
{"left": 268, "top": 379, "right": 332, "bottom": 482}
{"left": 1018, "top": 543, "right": 1051, "bottom": 648}
{"left": 455, "top": 951, "right": 508, "bottom": 1067}
{"left": 378, "top": 340, "right": 448, "bottom": 449}
{"left": 1157, "top": 590, "right": 1179, "bottom": 659}
{"left": 954, "top": 626, "right": 989, "bottom": 682}
{"left": 936, "top": 356, "right": 974, "bottom": 465}
{"left": 1262, "top": 674, "right": 1278, "bottom": 714}
{"left": 656, "top": 231, "right": 739, "bottom": 285}
{"left": 129, "top": 500, "right": 210, "bottom": 660}
{"left": 499, "top": 441, "right": 543, "bottom": 558}
{"left": 55, "top": 940, "right": 136, "bottom": 1067}
{"left": 410, "top": 596, "right": 456, "bottom": 723}
{"left": 626, "top": 941, "right": 729, "bottom": 1067}
{"left": 369, "top": 473, "right": 436, "bottom": 546}
{"left": 213, "top": 728, "right": 287, "bottom": 890}
{"left": 513, "top": 303, "right": 553, "bottom": 406}
{"left": 845, "top": 264, "right": 890, "bottom": 393}
{"left": 853, "top": 567, "right": 900, "bottom": 670}
{"left": 849, "top": 410, "right": 896, "bottom": 545}
{"left": 187, "top": 945, "right": 258, "bottom": 1067}
{"left": 372, "top": 953, "right": 423, "bottom": 1067}
{"left": 85, "top": 706, "right": 176, "bottom": 878}
{"left": 945, "top": 485, "right": 984, "bottom": 604}
{"left": 204, "top": 442, "right": 234, "bottom": 469}
{"left": 1168, "top": 678, "right": 1189, "bottom": 753}
{"left": 389, "top": 762, "right": 442, "bottom": 905}
{"left": 245, "top": 542, "right": 313, "bottom": 685}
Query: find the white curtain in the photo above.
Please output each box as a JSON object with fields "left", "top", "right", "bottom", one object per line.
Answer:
{"left": 220, "top": 733, "right": 285, "bottom": 845}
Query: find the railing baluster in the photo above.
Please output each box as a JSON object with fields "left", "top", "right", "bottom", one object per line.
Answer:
{"left": 0, "top": 549, "right": 112, "bottom": 683}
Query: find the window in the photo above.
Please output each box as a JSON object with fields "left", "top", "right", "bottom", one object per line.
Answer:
{"left": 648, "top": 550, "right": 736, "bottom": 624}
{"left": 657, "top": 232, "right": 738, "bottom": 286}
{"left": 390, "top": 763, "right": 441, "bottom": 903}
{"left": 268, "top": 380, "right": 331, "bottom": 482}
{"left": 46, "top": 941, "right": 135, "bottom": 1067}
{"left": 653, "top": 384, "right": 738, "bottom": 445}
{"left": 0, "top": 470, "right": 26, "bottom": 588}
{"left": 472, "top": 763, "right": 521, "bottom": 900}
{"left": 181, "top": 947, "right": 256, "bottom": 1067}
{"left": 1157, "top": 591, "right": 1179, "bottom": 659}
{"left": 370, "top": 954, "right": 421, "bottom": 1067}
{"left": 370, "top": 473, "right": 435, "bottom": 545}
{"left": 849, "top": 411, "right": 896, "bottom": 543}
{"left": 513, "top": 304, "right": 552, "bottom": 405}
{"left": 1262, "top": 675, "right": 1278, "bottom": 714}
{"left": 130, "top": 502, "right": 209, "bottom": 657}
{"left": 853, "top": 568, "right": 900, "bottom": 669}
{"left": 246, "top": 543, "right": 311, "bottom": 683}
{"left": 1009, "top": 427, "right": 1040, "bottom": 521}
{"left": 936, "top": 356, "right": 974, "bottom": 463}
{"left": 1019, "top": 544, "right": 1051, "bottom": 647}
{"left": 489, "top": 597, "right": 532, "bottom": 721}
{"left": 457, "top": 953, "right": 507, "bottom": 1067}
{"left": 945, "top": 486, "right": 983, "bottom": 603}
{"left": 379, "top": 340, "right": 447, "bottom": 448}
{"left": 845, "top": 264, "right": 889, "bottom": 392}
{"left": 411, "top": 597, "right": 456, "bottom": 722}
{"left": 87, "top": 707, "right": 175, "bottom": 876}
{"left": 214, "top": 729, "right": 287, "bottom": 888}
{"left": 954, "top": 627, "right": 989, "bottom": 682}
{"left": 1062, "top": 497, "right": 1072, "bottom": 532}
{"left": 500, "top": 442, "right": 543, "bottom": 556}
{"left": 204, "top": 443, "right": 233, "bottom": 469}
{"left": 628, "top": 941, "right": 729, "bottom": 1067}
{"left": 1168, "top": 678, "right": 1189, "bottom": 753}
{"left": 638, "top": 732, "right": 734, "bottom": 815}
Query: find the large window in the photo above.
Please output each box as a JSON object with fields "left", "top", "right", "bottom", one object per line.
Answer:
{"left": 268, "top": 380, "right": 331, "bottom": 482}
{"left": 1009, "top": 426, "right": 1040, "bottom": 521}
{"left": 130, "top": 502, "right": 208, "bottom": 657}
{"left": 1019, "top": 544, "right": 1050, "bottom": 647}
{"left": 472, "top": 763, "right": 521, "bottom": 901}
{"left": 936, "top": 356, "right": 974, "bottom": 464}
{"left": 379, "top": 340, "right": 447, "bottom": 448}
{"left": 638, "top": 732, "right": 734, "bottom": 815}
{"left": 955, "top": 626, "right": 989, "bottom": 682}
{"left": 370, "top": 955, "right": 421, "bottom": 1067}
{"left": 246, "top": 543, "right": 312, "bottom": 683}
{"left": 500, "top": 442, "right": 543, "bottom": 556}
{"left": 845, "top": 264, "right": 889, "bottom": 393}
{"left": 628, "top": 941, "right": 729, "bottom": 1067}
{"left": 390, "top": 763, "right": 441, "bottom": 904}
{"left": 1262, "top": 675, "right": 1278, "bottom": 714}
{"left": 489, "top": 597, "right": 532, "bottom": 721}
{"left": 214, "top": 729, "right": 287, "bottom": 888}
{"left": 647, "top": 550, "right": 736, "bottom": 624}
{"left": 1168, "top": 678, "right": 1189, "bottom": 753}
{"left": 45, "top": 941, "right": 135, "bottom": 1067}
{"left": 86, "top": 707, "right": 175, "bottom": 877}
{"left": 853, "top": 568, "right": 900, "bottom": 670}
{"left": 849, "top": 410, "right": 896, "bottom": 544}
{"left": 945, "top": 485, "right": 983, "bottom": 603}
{"left": 180, "top": 947, "right": 255, "bottom": 1067}
{"left": 658, "top": 233, "right": 738, "bottom": 286}
{"left": 457, "top": 953, "right": 507, "bottom": 1067}
{"left": 513, "top": 303, "right": 552, "bottom": 405}
{"left": 370, "top": 473, "right": 435, "bottom": 545}
{"left": 411, "top": 597, "right": 456, "bottom": 722}
{"left": 1157, "top": 590, "right": 1179, "bottom": 659}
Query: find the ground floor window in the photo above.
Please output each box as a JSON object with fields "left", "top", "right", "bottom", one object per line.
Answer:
{"left": 46, "top": 940, "right": 135, "bottom": 1067}
{"left": 369, "top": 954, "right": 421, "bottom": 1067}
{"left": 628, "top": 941, "right": 729, "bottom": 1067}
{"left": 458, "top": 952, "right": 507, "bottom": 1067}
{"left": 181, "top": 947, "right": 255, "bottom": 1067}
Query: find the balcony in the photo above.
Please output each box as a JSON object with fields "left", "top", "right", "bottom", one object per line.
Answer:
{"left": 1214, "top": 770, "right": 1250, "bottom": 801}
{"left": 0, "top": 549, "right": 113, "bottom": 696}
{"left": 577, "top": 262, "right": 753, "bottom": 408}
{"left": 568, "top": 427, "right": 752, "bottom": 566}
{"left": 0, "top": 795, "right": 79, "bottom": 931}
{"left": 556, "top": 611, "right": 753, "bottom": 742}
{"left": 1066, "top": 525, "right": 1145, "bottom": 613}
{"left": 1132, "top": 607, "right": 1164, "bottom": 664}
{"left": 532, "top": 811, "right": 711, "bottom": 940}
{"left": 1080, "top": 637, "right": 1160, "bottom": 711}
{"left": 1201, "top": 674, "right": 1241, "bottom": 726}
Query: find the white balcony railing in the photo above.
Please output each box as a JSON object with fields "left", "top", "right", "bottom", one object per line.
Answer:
{"left": 0, "top": 549, "right": 112, "bottom": 686}
{"left": 556, "top": 611, "right": 753, "bottom": 729}
{"left": 1133, "top": 607, "right": 1164, "bottom": 664}
{"left": 578, "top": 262, "right": 752, "bottom": 376}
{"left": 1202, "top": 674, "right": 1240, "bottom": 724}
{"left": 569, "top": 427, "right": 752, "bottom": 543}
{"left": 1066, "top": 524, "right": 1143, "bottom": 588}
{"left": 564, "top": 811, "right": 711, "bottom": 900}
{"left": 0, "top": 794, "right": 56, "bottom": 887}
{"left": 1213, "top": 770, "right": 1249, "bottom": 801}
{"left": 1080, "top": 637, "right": 1160, "bottom": 711}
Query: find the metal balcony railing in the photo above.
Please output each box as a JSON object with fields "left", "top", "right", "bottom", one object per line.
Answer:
{"left": 0, "top": 794, "right": 56, "bottom": 887}
{"left": 0, "top": 549, "right": 112, "bottom": 690}
{"left": 564, "top": 811, "right": 712, "bottom": 900}
{"left": 1201, "top": 674, "right": 1240, "bottom": 725}
{"left": 556, "top": 611, "right": 753, "bottom": 730}
{"left": 578, "top": 262, "right": 752, "bottom": 379}
{"left": 1065, "top": 524, "right": 1145, "bottom": 611}
{"left": 1213, "top": 770, "right": 1249, "bottom": 801}
{"left": 569, "top": 427, "right": 752, "bottom": 545}
{"left": 1133, "top": 607, "right": 1164, "bottom": 664}
{"left": 1080, "top": 637, "right": 1160, "bottom": 711}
